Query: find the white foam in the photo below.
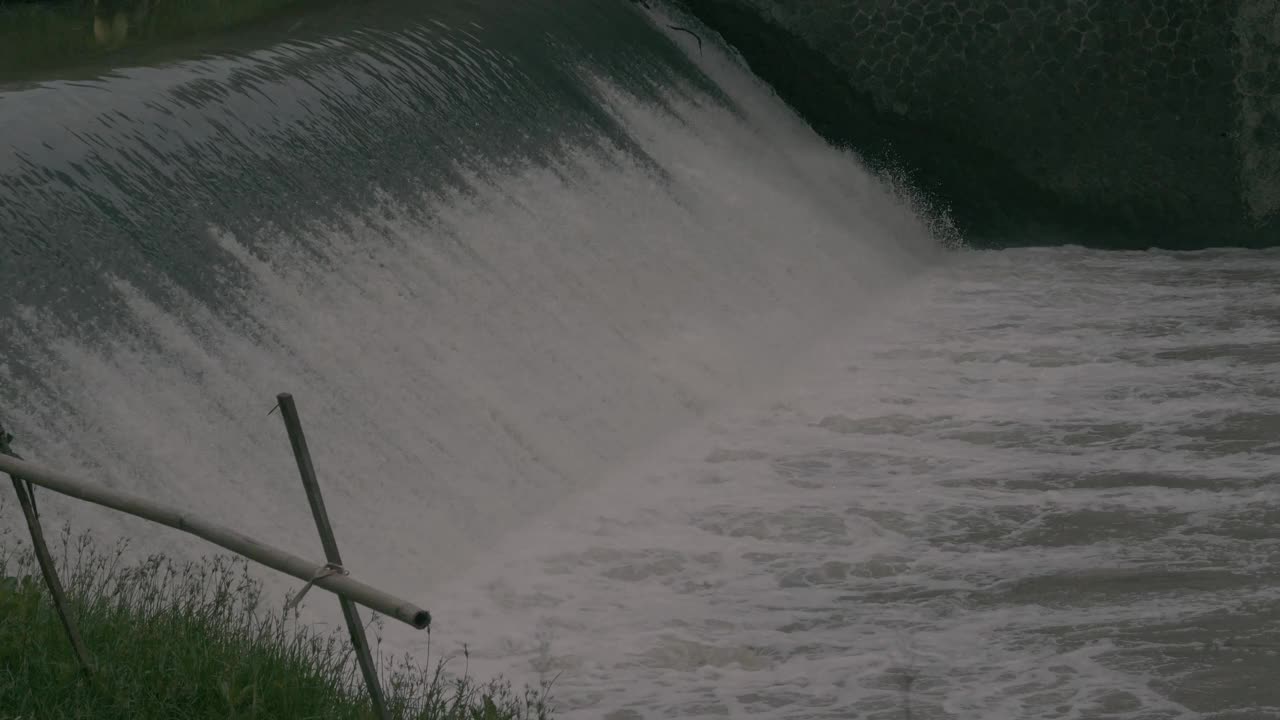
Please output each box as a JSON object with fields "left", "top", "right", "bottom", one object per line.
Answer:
{"left": 422, "top": 248, "right": 1280, "bottom": 719}
{"left": 2, "top": 14, "right": 940, "bottom": 675}
{"left": 9, "top": 13, "right": 1277, "bottom": 719}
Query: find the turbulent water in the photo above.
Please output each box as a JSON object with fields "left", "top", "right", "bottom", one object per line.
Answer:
{"left": 2, "top": 1, "right": 1278, "bottom": 718}
{"left": 1, "top": 0, "right": 936, "bottom": 574}
{"left": 433, "top": 247, "right": 1280, "bottom": 719}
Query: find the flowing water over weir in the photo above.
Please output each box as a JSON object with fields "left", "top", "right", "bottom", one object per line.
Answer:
{"left": 1, "top": 0, "right": 938, "bottom": 576}
{"left": 3, "top": 2, "right": 1279, "bottom": 719}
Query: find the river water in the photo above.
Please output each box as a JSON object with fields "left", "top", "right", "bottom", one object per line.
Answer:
{"left": 2, "top": 3, "right": 1276, "bottom": 718}
{"left": 431, "top": 246, "right": 1280, "bottom": 720}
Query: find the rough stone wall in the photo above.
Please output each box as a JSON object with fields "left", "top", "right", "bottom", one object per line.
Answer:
{"left": 683, "top": 0, "right": 1276, "bottom": 246}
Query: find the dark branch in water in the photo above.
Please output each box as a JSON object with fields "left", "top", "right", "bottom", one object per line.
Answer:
{"left": 628, "top": 0, "right": 704, "bottom": 55}
{"left": 667, "top": 24, "right": 703, "bottom": 54}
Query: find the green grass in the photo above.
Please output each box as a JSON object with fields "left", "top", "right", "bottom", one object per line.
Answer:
{"left": 0, "top": 523, "right": 553, "bottom": 720}
{"left": 0, "top": 0, "right": 313, "bottom": 76}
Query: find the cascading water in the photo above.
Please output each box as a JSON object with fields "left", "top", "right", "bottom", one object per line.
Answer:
{"left": 4, "top": 1, "right": 1277, "bottom": 718}
{"left": 1, "top": 0, "right": 940, "bottom": 673}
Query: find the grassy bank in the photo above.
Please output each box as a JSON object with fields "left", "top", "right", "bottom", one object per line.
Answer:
{"left": 0, "top": 525, "right": 551, "bottom": 719}
{"left": 0, "top": 0, "right": 312, "bottom": 75}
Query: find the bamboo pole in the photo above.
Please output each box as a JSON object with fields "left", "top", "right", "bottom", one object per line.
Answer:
{"left": 9, "top": 481, "right": 95, "bottom": 678}
{"left": 2, "top": 427, "right": 94, "bottom": 678}
{"left": 0, "top": 452, "right": 431, "bottom": 630}
{"left": 276, "top": 393, "right": 389, "bottom": 720}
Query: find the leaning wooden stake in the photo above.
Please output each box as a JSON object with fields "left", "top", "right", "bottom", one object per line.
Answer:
{"left": 0, "top": 425, "right": 93, "bottom": 679}
{"left": 276, "top": 393, "right": 390, "bottom": 720}
{"left": 0, "top": 452, "right": 431, "bottom": 630}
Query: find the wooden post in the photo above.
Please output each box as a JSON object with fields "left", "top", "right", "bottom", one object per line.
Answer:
{"left": 0, "top": 452, "right": 430, "bottom": 629}
{"left": 0, "top": 425, "right": 93, "bottom": 679}
{"left": 275, "top": 393, "right": 390, "bottom": 720}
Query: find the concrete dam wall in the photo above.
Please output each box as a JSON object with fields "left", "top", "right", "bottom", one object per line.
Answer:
{"left": 680, "top": 0, "right": 1279, "bottom": 248}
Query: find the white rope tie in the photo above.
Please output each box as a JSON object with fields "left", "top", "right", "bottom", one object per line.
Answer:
{"left": 284, "top": 562, "right": 348, "bottom": 611}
